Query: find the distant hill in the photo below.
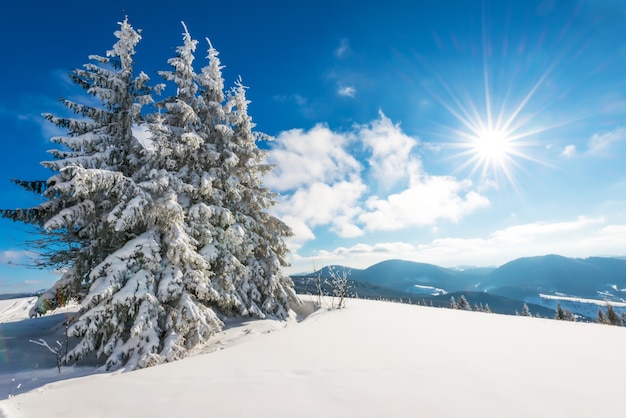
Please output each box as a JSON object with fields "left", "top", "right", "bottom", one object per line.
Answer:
{"left": 477, "top": 255, "right": 626, "bottom": 299}
{"left": 0, "top": 292, "right": 38, "bottom": 301}
{"left": 291, "top": 254, "right": 626, "bottom": 317}
{"left": 294, "top": 259, "right": 474, "bottom": 295}
{"left": 291, "top": 275, "right": 413, "bottom": 302}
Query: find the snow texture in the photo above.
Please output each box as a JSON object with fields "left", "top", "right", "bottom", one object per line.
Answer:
{"left": 2, "top": 296, "right": 626, "bottom": 417}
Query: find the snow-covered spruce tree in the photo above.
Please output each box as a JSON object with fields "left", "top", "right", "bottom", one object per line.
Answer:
{"left": 2, "top": 17, "right": 154, "bottom": 315}
{"left": 150, "top": 24, "right": 296, "bottom": 320}
{"left": 68, "top": 23, "right": 228, "bottom": 369}
{"left": 73, "top": 23, "right": 297, "bottom": 369}
{"left": 605, "top": 304, "right": 622, "bottom": 326}
{"left": 135, "top": 24, "right": 228, "bottom": 362}
{"left": 212, "top": 76, "right": 297, "bottom": 319}
{"left": 555, "top": 303, "right": 565, "bottom": 320}
{"left": 3, "top": 18, "right": 179, "bottom": 369}
{"left": 455, "top": 295, "right": 471, "bottom": 311}
{"left": 6, "top": 20, "right": 297, "bottom": 370}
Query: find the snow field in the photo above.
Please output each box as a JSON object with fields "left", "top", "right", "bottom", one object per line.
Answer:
{"left": 0, "top": 298, "right": 36, "bottom": 323}
{"left": 2, "top": 296, "right": 626, "bottom": 417}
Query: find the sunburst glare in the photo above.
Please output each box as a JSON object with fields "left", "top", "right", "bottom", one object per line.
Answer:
{"left": 428, "top": 74, "right": 558, "bottom": 190}
{"left": 421, "top": 7, "right": 581, "bottom": 191}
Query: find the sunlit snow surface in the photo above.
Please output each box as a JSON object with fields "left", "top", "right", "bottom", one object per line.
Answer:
{"left": 2, "top": 296, "right": 626, "bottom": 417}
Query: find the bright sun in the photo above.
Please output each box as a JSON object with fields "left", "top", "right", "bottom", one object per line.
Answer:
{"left": 454, "top": 124, "right": 523, "bottom": 183}
{"left": 428, "top": 68, "right": 556, "bottom": 188}
{"left": 422, "top": 19, "right": 561, "bottom": 189}
{"left": 473, "top": 128, "right": 512, "bottom": 163}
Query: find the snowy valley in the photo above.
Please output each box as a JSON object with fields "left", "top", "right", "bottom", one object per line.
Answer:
{"left": 293, "top": 255, "right": 626, "bottom": 319}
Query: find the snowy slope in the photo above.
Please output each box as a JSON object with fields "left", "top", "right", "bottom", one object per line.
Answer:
{"left": 2, "top": 297, "right": 626, "bottom": 417}
{"left": 0, "top": 298, "right": 37, "bottom": 323}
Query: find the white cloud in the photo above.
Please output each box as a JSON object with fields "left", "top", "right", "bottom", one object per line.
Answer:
{"left": 0, "top": 250, "right": 35, "bottom": 264}
{"left": 282, "top": 238, "right": 441, "bottom": 272}
{"left": 490, "top": 216, "right": 604, "bottom": 245}
{"left": 307, "top": 242, "right": 417, "bottom": 270}
{"left": 280, "top": 215, "right": 315, "bottom": 252}
{"left": 562, "top": 144, "right": 576, "bottom": 157}
{"left": 588, "top": 128, "right": 626, "bottom": 154}
{"left": 332, "top": 222, "right": 364, "bottom": 238}
{"left": 334, "top": 38, "right": 351, "bottom": 58}
{"left": 599, "top": 224, "right": 626, "bottom": 236}
{"left": 265, "top": 124, "right": 361, "bottom": 192}
{"left": 283, "top": 182, "right": 364, "bottom": 227}
{"left": 359, "top": 177, "right": 489, "bottom": 231}
{"left": 267, "top": 113, "right": 490, "bottom": 254}
{"left": 338, "top": 86, "right": 356, "bottom": 97}
{"left": 322, "top": 242, "right": 415, "bottom": 256}
{"left": 274, "top": 180, "right": 366, "bottom": 240}
{"left": 286, "top": 217, "right": 626, "bottom": 273}
{"left": 358, "top": 111, "right": 420, "bottom": 189}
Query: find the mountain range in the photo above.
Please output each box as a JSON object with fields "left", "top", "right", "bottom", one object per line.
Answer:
{"left": 291, "top": 254, "right": 626, "bottom": 318}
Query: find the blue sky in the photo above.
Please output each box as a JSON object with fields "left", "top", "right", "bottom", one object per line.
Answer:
{"left": 2, "top": 0, "right": 626, "bottom": 292}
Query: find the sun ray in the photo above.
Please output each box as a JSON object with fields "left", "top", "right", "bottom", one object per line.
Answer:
{"left": 482, "top": 5, "right": 494, "bottom": 134}
{"left": 423, "top": 36, "right": 577, "bottom": 190}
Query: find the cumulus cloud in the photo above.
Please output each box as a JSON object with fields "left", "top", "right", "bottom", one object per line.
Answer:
{"left": 264, "top": 124, "right": 361, "bottom": 192}
{"left": 337, "top": 86, "right": 356, "bottom": 97}
{"left": 599, "top": 224, "right": 626, "bottom": 236}
{"left": 421, "top": 217, "right": 622, "bottom": 266}
{"left": 274, "top": 180, "right": 366, "bottom": 241}
{"left": 562, "top": 144, "right": 576, "bottom": 157}
{"left": 279, "top": 215, "right": 315, "bottom": 252}
{"left": 358, "top": 111, "right": 420, "bottom": 189}
{"left": 267, "top": 112, "right": 490, "bottom": 253}
{"left": 359, "top": 177, "right": 489, "bottom": 231}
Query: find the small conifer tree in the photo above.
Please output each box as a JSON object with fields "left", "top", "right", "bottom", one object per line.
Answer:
{"left": 605, "top": 304, "right": 622, "bottom": 326}
{"left": 555, "top": 303, "right": 566, "bottom": 320}
{"left": 456, "top": 295, "right": 471, "bottom": 311}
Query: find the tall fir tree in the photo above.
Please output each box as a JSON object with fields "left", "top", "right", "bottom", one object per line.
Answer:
{"left": 216, "top": 79, "right": 296, "bottom": 318}
{"left": 3, "top": 17, "right": 154, "bottom": 314}
{"left": 3, "top": 20, "right": 297, "bottom": 370}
